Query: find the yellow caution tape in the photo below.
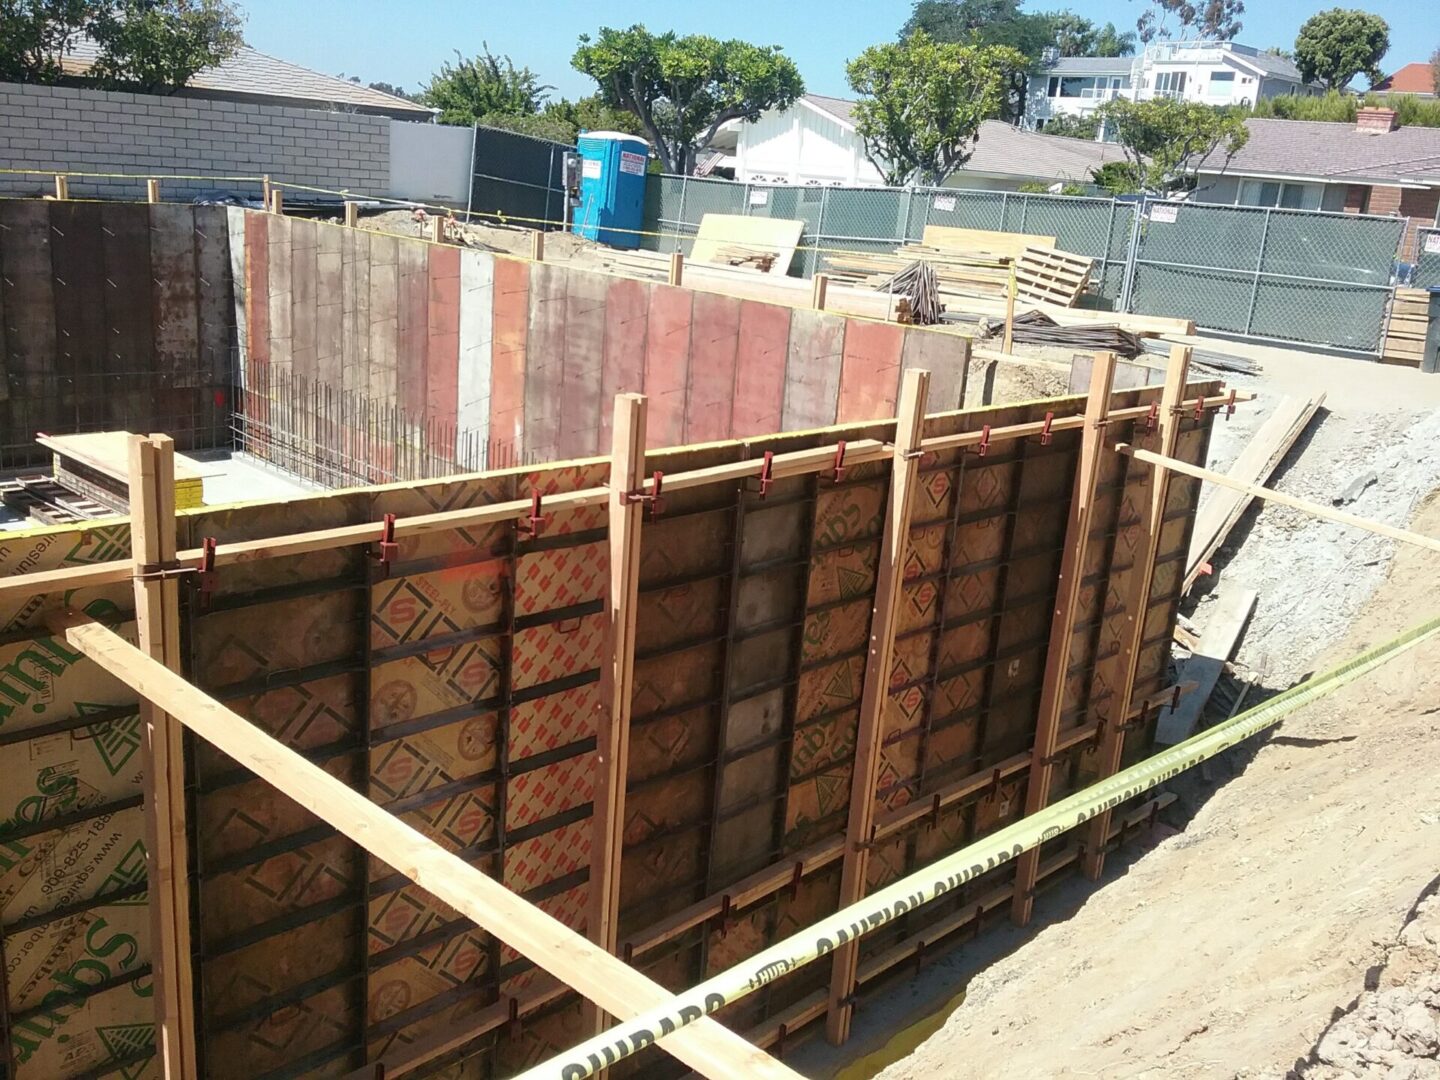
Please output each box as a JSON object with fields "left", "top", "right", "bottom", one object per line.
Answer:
{"left": 0, "top": 167, "right": 266, "bottom": 182}
{"left": 519, "top": 611, "right": 1440, "bottom": 1080}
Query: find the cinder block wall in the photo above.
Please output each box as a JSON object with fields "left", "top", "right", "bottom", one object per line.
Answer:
{"left": 0, "top": 80, "right": 390, "bottom": 201}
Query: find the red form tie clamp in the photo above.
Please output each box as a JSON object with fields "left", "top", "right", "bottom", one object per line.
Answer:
{"left": 521, "top": 488, "right": 547, "bottom": 537}
{"left": 975, "top": 424, "right": 992, "bottom": 457}
{"left": 1145, "top": 400, "right": 1159, "bottom": 434}
{"left": 370, "top": 513, "right": 399, "bottom": 579}
{"left": 756, "top": 451, "right": 775, "bottom": 499}
{"left": 196, "top": 536, "right": 218, "bottom": 611}
{"left": 625, "top": 470, "right": 665, "bottom": 519}
{"left": 1038, "top": 412, "right": 1055, "bottom": 446}
{"left": 827, "top": 440, "right": 848, "bottom": 483}
{"left": 1224, "top": 388, "right": 1237, "bottom": 420}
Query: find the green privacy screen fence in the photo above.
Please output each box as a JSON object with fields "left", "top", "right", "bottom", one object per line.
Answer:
{"left": 641, "top": 175, "right": 1408, "bottom": 355}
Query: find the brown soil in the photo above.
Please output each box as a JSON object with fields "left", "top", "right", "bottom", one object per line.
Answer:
{"left": 876, "top": 493, "right": 1440, "bottom": 1080}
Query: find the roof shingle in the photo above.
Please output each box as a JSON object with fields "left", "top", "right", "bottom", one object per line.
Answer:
{"left": 1202, "top": 118, "right": 1440, "bottom": 184}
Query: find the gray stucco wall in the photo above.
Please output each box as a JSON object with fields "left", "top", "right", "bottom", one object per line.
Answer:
{"left": 0, "top": 80, "right": 390, "bottom": 200}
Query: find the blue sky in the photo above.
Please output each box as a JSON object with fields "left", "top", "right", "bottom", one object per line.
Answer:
{"left": 239, "top": 0, "right": 1438, "bottom": 101}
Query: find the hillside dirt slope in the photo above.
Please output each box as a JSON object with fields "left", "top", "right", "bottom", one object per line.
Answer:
{"left": 876, "top": 494, "right": 1440, "bottom": 1080}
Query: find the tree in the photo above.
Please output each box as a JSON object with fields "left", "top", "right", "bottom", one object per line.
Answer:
{"left": 421, "top": 47, "right": 551, "bottom": 127}
{"left": 572, "top": 25, "right": 803, "bottom": 175}
{"left": 1094, "top": 22, "right": 1138, "bottom": 56}
{"left": 1293, "top": 9, "right": 1388, "bottom": 90}
{"left": 1433, "top": 46, "right": 1440, "bottom": 96}
{"left": 1041, "top": 112, "right": 1101, "bottom": 139}
{"left": 1134, "top": 0, "right": 1244, "bottom": 45}
{"left": 1091, "top": 160, "right": 1142, "bottom": 195}
{"left": 0, "top": 0, "right": 242, "bottom": 89}
{"left": 86, "top": 0, "right": 242, "bottom": 91}
{"left": 1095, "top": 97, "right": 1248, "bottom": 193}
{"left": 846, "top": 31, "right": 1027, "bottom": 186}
{"left": 1049, "top": 13, "right": 1136, "bottom": 57}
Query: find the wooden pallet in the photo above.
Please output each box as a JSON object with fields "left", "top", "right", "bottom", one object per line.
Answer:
{"left": 1013, "top": 246, "right": 1093, "bottom": 307}
{"left": 1381, "top": 287, "right": 1433, "bottom": 367}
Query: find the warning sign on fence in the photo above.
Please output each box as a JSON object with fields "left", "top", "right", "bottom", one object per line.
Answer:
{"left": 1425, "top": 232, "right": 1440, "bottom": 255}
{"left": 1149, "top": 203, "right": 1180, "bottom": 224}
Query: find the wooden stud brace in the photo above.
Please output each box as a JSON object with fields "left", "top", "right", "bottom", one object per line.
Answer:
{"left": 588, "top": 393, "right": 648, "bottom": 1036}
{"left": 57, "top": 615, "right": 801, "bottom": 1080}
{"left": 1011, "top": 350, "right": 1117, "bottom": 927}
{"left": 126, "top": 434, "right": 199, "bottom": 1080}
{"left": 825, "top": 368, "right": 931, "bottom": 1046}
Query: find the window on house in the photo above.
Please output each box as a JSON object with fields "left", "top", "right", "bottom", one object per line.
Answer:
{"left": 1251, "top": 181, "right": 1309, "bottom": 209}
{"left": 1048, "top": 76, "right": 1060, "bottom": 97}
{"left": 1059, "top": 77, "right": 1089, "bottom": 97}
{"left": 1154, "top": 72, "right": 1187, "bottom": 97}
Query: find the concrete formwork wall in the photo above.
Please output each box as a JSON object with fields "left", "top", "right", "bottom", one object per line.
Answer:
{"left": 234, "top": 212, "right": 971, "bottom": 470}
{"left": 0, "top": 389, "right": 1213, "bottom": 1078}
{"left": 0, "top": 200, "right": 235, "bottom": 466}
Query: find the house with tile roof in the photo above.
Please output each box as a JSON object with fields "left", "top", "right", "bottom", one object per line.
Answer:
{"left": 731, "top": 93, "right": 1127, "bottom": 190}
{"left": 1024, "top": 41, "right": 1320, "bottom": 135}
{"left": 1370, "top": 62, "right": 1437, "bottom": 98}
{"left": 60, "top": 38, "right": 434, "bottom": 121}
{"left": 1193, "top": 109, "right": 1440, "bottom": 258}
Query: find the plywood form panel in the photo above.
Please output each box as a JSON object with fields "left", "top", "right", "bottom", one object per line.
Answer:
{"left": 289, "top": 217, "right": 319, "bottom": 379}
{"left": 368, "top": 231, "right": 400, "bottom": 404}
{"left": 149, "top": 203, "right": 201, "bottom": 386}
{"left": 456, "top": 250, "right": 494, "bottom": 451}
{"left": 194, "top": 205, "right": 236, "bottom": 389}
{"left": 901, "top": 328, "right": 968, "bottom": 412}
{"left": 782, "top": 309, "right": 845, "bottom": 432}
{"left": 599, "top": 277, "right": 650, "bottom": 449}
{"left": 316, "top": 221, "right": 345, "bottom": 390}
{"left": 523, "top": 262, "right": 567, "bottom": 462}
{"left": 341, "top": 228, "right": 371, "bottom": 401}
{"left": 836, "top": 319, "right": 904, "bottom": 424}
{"left": 0, "top": 202, "right": 57, "bottom": 380}
{"left": 48, "top": 202, "right": 106, "bottom": 420}
{"left": 490, "top": 257, "right": 529, "bottom": 456}
{"left": 731, "top": 300, "right": 790, "bottom": 437}
{"left": 644, "top": 284, "right": 694, "bottom": 449}
{"left": 265, "top": 212, "right": 294, "bottom": 376}
{"left": 685, "top": 291, "right": 741, "bottom": 444}
{"left": 99, "top": 203, "right": 155, "bottom": 429}
{"left": 243, "top": 209, "right": 271, "bottom": 369}
{"left": 558, "top": 267, "right": 608, "bottom": 459}
{"left": 426, "top": 244, "right": 462, "bottom": 435}
{"left": 397, "top": 238, "right": 430, "bottom": 420}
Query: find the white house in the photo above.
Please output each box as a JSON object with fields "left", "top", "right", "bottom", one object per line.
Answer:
{"left": 732, "top": 94, "right": 1127, "bottom": 190}
{"left": 1025, "top": 41, "right": 1321, "bottom": 135}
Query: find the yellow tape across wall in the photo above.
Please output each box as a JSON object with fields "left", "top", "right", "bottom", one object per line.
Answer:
{"left": 519, "top": 611, "right": 1440, "bottom": 1080}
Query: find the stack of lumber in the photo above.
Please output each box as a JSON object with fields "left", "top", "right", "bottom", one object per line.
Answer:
{"left": 1012, "top": 246, "right": 1093, "bottom": 306}
{"left": 1381, "top": 288, "right": 1432, "bottom": 367}
{"left": 999, "top": 310, "right": 1143, "bottom": 356}
{"left": 712, "top": 245, "right": 777, "bottom": 273}
{"left": 822, "top": 248, "right": 1010, "bottom": 301}
{"left": 921, "top": 225, "right": 1056, "bottom": 259}
{"left": 689, "top": 213, "right": 804, "bottom": 276}
{"left": 36, "top": 431, "right": 207, "bottom": 513}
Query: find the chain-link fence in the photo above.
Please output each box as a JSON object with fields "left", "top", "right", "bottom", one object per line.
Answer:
{"left": 468, "top": 125, "right": 573, "bottom": 229}
{"left": 1124, "top": 200, "right": 1405, "bottom": 353}
{"left": 641, "top": 176, "right": 1136, "bottom": 306}
{"left": 641, "top": 175, "right": 1411, "bottom": 355}
{"left": 1416, "top": 227, "right": 1440, "bottom": 290}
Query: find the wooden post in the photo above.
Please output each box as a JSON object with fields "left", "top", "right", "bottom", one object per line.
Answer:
{"left": 344, "top": 201, "right": 359, "bottom": 228}
{"left": 825, "top": 368, "right": 931, "bottom": 1045}
{"left": 54, "top": 174, "right": 69, "bottom": 200}
{"left": 530, "top": 229, "right": 546, "bottom": 262}
{"left": 262, "top": 174, "right": 273, "bottom": 210}
{"left": 1082, "top": 345, "right": 1190, "bottom": 879}
{"left": 668, "top": 250, "right": 684, "bottom": 286}
{"left": 58, "top": 616, "right": 799, "bottom": 1080}
{"left": 1002, "top": 263, "right": 1017, "bottom": 354}
{"left": 1010, "top": 350, "right": 1116, "bottom": 927}
{"left": 147, "top": 178, "right": 162, "bottom": 203}
{"left": 588, "top": 393, "right": 647, "bottom": 1035}
{"left": 269, "top": 187, "right": 284, "bottom": 215}
{"left": 126, "top": 435, "right": 199, "bottom": 1079}
{"left": 429, "top": 214, "right": 445, "bottom": 244}
{"left": 811, "top": 273, "right": 830, "bottom": 311}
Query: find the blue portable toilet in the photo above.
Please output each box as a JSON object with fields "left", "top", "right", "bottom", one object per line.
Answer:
{"left": 573, "top": 131, "right": 649, "bottom": 249}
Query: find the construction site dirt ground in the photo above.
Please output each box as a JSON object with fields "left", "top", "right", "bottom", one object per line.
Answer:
{"left": 780, "top": 344, "right": 1440, "bottom": 1080}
